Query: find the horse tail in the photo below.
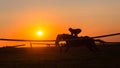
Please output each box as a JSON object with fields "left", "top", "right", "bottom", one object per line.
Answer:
{"left": 55, "top": 40, "right": 59, "bottom": 47}
{"left": 55, "top": 34, "right": 62, "bottom": 47}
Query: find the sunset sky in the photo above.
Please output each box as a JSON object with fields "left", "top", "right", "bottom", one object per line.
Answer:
{"left": 0, "top": 0, "right": 120, "bottom": 42}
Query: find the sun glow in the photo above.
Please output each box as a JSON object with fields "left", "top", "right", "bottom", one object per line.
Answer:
{"left": 37, "top": 31, "right": 43, "bottom": 36}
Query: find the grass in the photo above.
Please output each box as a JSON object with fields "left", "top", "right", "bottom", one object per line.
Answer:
{"left": 0, "top": 43, "right": 120, "bottom": 68}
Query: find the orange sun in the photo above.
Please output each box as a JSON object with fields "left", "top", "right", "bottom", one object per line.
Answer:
{"left": 37, "top": 31, "right": 43, "bottom": 36}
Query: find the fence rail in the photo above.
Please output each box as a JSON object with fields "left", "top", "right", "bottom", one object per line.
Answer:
{"left": 0, "top": 33, "right": 120, "bottom": 42}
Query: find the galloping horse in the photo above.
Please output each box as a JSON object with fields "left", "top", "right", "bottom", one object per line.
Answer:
{"left": 55, "top": 34, "right": 100, "bottom": 52}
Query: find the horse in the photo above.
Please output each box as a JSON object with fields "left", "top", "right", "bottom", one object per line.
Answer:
{"left": 55, "top": 34, "right": 100, "bottom": 52}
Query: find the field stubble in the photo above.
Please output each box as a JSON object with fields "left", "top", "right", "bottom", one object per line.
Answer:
{"left": 0, "top": 43, "right": 120, "bottom": 68}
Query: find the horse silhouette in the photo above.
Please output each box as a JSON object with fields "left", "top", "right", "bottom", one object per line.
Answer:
{"left": 55, "top": 34, "right": 100, "bottom": 52}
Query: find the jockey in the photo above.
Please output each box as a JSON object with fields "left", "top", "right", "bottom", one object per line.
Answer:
{"left": 69, "top": 28, "right": 82, "bottom": 37}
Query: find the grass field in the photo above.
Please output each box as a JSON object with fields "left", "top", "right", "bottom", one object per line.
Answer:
{"left": 0, "top": 43, "right": 120, "bottom": 68}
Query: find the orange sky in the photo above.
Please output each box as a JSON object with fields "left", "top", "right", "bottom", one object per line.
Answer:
{"left": 0, "top": 0, "right": 120, "bottom": 42}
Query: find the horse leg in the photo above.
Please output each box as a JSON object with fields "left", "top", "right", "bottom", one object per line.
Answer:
{"left": 91, "top": 42, "right": 101, "bottom": 52}
{"left": 59, "top": 46, "right": 62, "bottom": 53}
{"left": 86, "top": 45, "right": 96, "bottom": 52}
{"left": 65, "top": 46, "right": 70, "bottom": 52}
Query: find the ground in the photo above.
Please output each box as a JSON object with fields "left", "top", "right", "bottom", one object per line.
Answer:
{"left": 0, "top": 43, "right": 120, "bottom": 68}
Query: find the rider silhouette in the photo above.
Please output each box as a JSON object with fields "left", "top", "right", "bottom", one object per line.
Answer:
{"left": 69, "top": 28, "right": 81, "bottom": 37}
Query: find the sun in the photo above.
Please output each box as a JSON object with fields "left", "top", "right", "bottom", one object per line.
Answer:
{"left": 37, "top": 31, "right": 43, "bottom": 36}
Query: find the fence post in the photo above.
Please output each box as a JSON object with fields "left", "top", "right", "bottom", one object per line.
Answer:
{"left": 30, "top": 42, "right": 32, "bottom": 48}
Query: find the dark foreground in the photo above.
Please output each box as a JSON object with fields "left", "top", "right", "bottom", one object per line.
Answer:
{"left": 0, "top": 43, "right": 120, "bottom": 68}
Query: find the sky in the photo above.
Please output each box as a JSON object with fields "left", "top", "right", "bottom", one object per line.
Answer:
{"left": 0, "top": 0, "right": 120, "bottom": 42}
